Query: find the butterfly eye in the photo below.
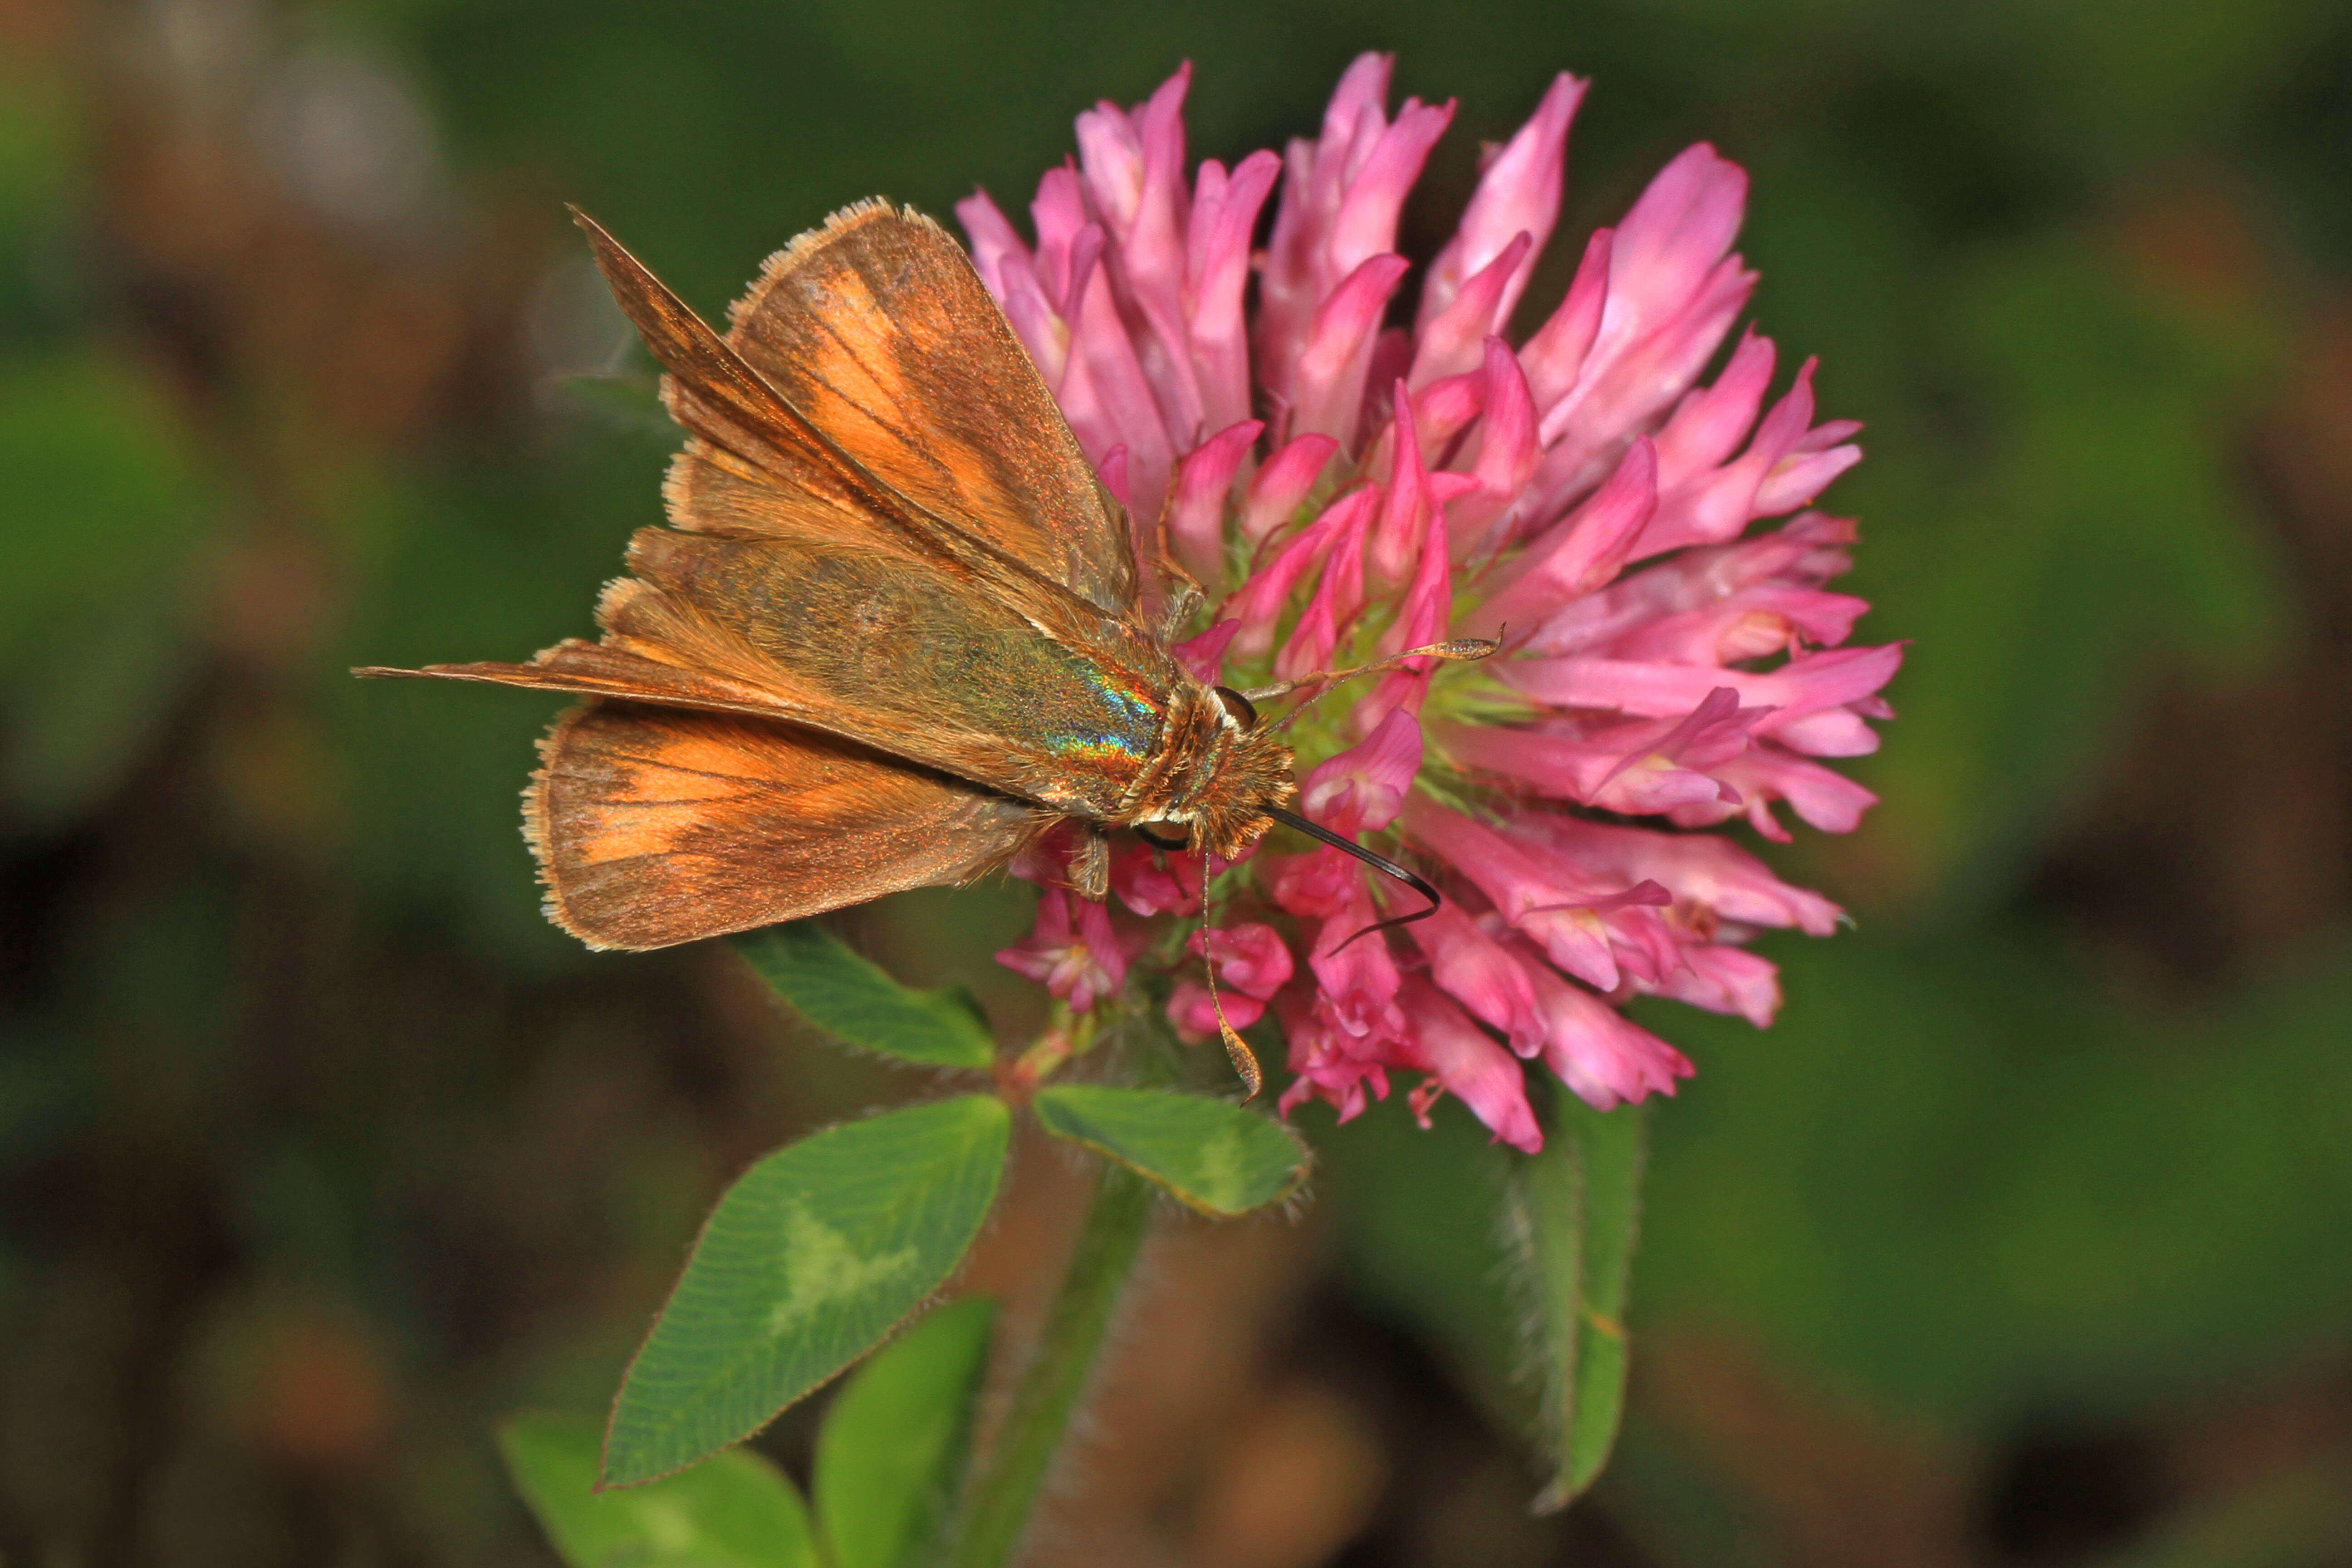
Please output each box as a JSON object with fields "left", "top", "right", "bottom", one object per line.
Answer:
{"left": 1136, "top": 822, "right": 1191, "bottom": 851}
{"left": 1212, "top": 686, "right": 1259, "bottom": 729}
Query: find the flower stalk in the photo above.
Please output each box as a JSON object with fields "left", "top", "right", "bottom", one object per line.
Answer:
{"left": 996, "top": 1004, "right": 1099, "bottom": 1104}
{"left": 948, "top": 1162, "right": 1154, "bottom": 1568}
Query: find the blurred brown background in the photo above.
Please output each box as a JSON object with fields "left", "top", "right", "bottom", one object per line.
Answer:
{"left": 3, "top": 0, "right": 2350, "bottom": 1563}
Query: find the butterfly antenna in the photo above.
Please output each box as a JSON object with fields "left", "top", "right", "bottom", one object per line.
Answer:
{"left": 1265, "top": 806, "right": 1442, "bottom": 952}
{"left": 1248, "top": 637, "right": 1499, "bottom": 737}
{"left": 1197, "top": 861, "right": 1264, "bottom": 1102}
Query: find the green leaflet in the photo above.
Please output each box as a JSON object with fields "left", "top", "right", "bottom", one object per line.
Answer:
{"left": 1031, "top": 1085, "right": 1308, "bottom": 1217}
{"left": 1508, "top": 1090, "right": 1647, "bottom": 1510}
{"left": 500, "top": 1412, "right": 820, "bottom": 1568}
{"left": 605, "top": 1094, "right": 1012, "bottom": 1485}
{"left": 815, "top": 1296, "right": 997, "bottom": 1568}
{"left": 734, "top": 923, "right": 996, "bottom": 1069}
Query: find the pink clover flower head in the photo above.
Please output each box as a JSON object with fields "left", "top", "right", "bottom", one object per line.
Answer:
{"left": 972, "top": 57, "right": 1898, "bottom": 1153}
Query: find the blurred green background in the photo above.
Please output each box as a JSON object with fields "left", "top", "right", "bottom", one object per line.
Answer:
{"left": 3, "top": 0, "right": 2349, "bottom": 1563}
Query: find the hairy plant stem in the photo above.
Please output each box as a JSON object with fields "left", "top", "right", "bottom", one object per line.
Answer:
{"left": 948, "top": 1161, "right": 1153, "bottom": 1568}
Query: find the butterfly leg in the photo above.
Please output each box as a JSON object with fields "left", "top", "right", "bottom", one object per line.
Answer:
{"left": 1070, "top": 825, "right": 1112, "bottom": 901}
{"left": 1153, "top": 562, "right": 1205, "bottom": 642}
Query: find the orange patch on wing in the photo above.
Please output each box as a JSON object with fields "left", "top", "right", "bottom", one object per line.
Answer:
{"left": 719, "top": 202, "right": 1137, "bottom": 614}
{"left": 528, "top": 701, "right": 1039, "bottom": 949}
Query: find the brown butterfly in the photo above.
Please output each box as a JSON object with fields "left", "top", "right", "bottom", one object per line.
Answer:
{"left": 359, "top": 202, "right": 1472, "bottom": 1088}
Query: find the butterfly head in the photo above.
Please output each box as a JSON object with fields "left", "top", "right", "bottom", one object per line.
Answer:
{"left": 1122, "top": 680, "right": 1297, "bottom": 862}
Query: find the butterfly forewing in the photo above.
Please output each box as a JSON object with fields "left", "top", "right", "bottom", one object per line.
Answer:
{"left": 581, "top": 211, "right": 1123, "bottom": 624}
{"left": 372, "top": 637, "right": 791, "bottom": 719}
{"left": 607, "top": 526, "right": 1173, "bottom": 818}
{"left": 718, "top": 201, "right": 1138, "bottom": 615}
{"left": 568, "top": 211, "right": 888, "bottom": 530}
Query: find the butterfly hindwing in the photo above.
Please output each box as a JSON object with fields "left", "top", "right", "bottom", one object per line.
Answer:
{"left": 364, "top": 520, "right": 1181, "bottom": 823}
{"left": 529, "top": 700, "right": 1042, "bottom": 950}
